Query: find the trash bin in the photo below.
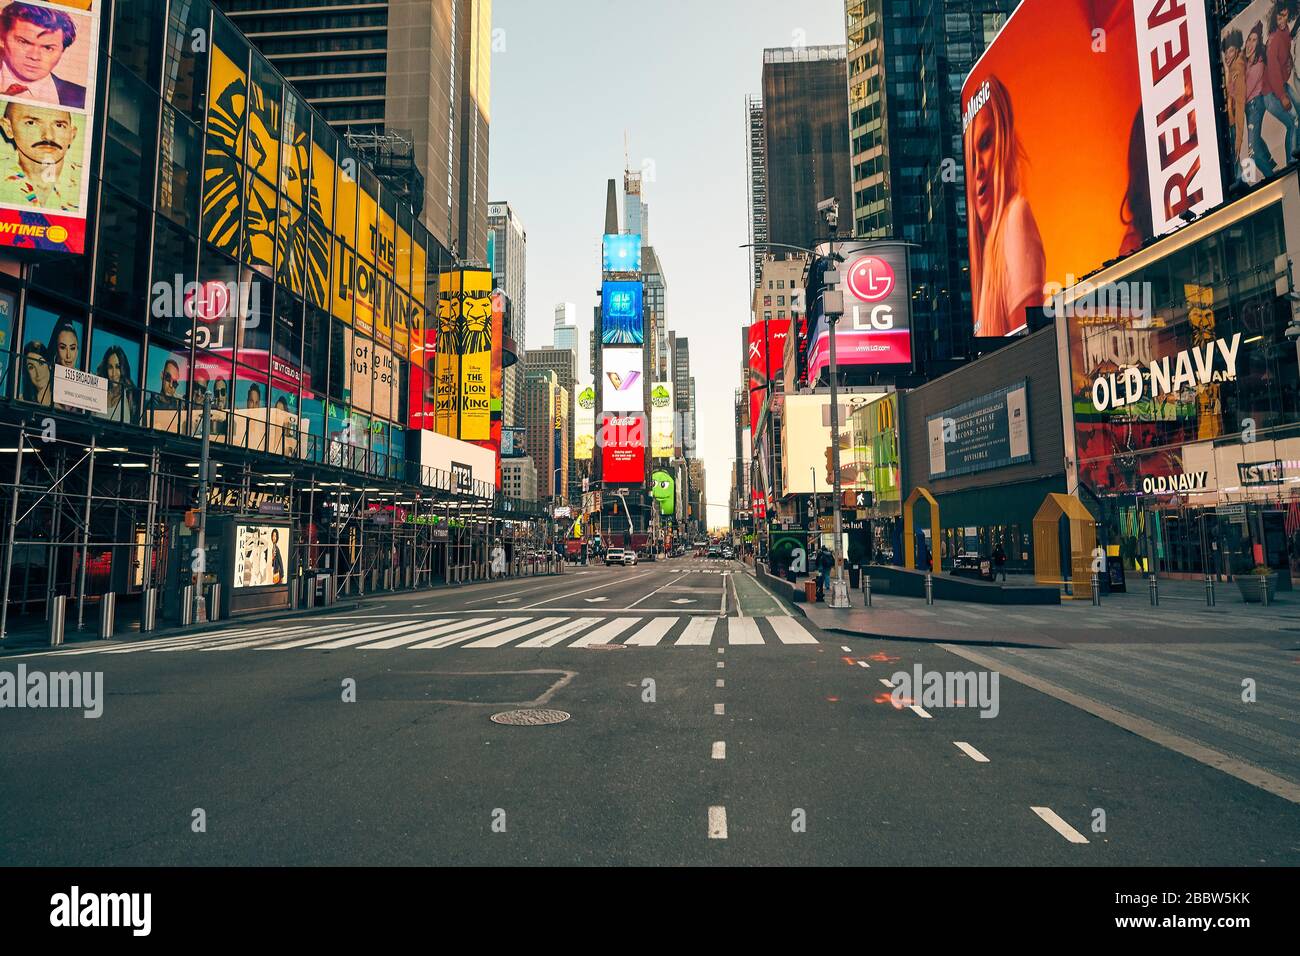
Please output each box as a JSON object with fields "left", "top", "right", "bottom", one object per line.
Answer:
{"left": 848, "top": 566, "right": 861, "bottom": 589}
{"left": 804, "top": 580, "right": 818, "bottom": 603}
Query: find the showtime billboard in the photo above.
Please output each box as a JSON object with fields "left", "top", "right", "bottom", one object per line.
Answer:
{"left": 962, "top": 0, "right": 1223, "bottom": 337}
{"left": 806, "top": 243, "right": 912, "bottom": 379}
{"left": 601, "top": 412, "right": 646, "bottom": 484}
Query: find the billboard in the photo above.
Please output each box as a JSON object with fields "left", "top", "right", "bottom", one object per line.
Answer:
{"left": 1221, "top": 0, "right": 1300, "bottom": 189}
{"left": 806, "top": 243, "right": 912, "bottom": 377}
{"left": 651, "top": 469, "right": 676, "bottom": 516}
{"left": 603, "top": 234, "right": 642, "bottom": 273}
{"left": 926, "top": 382, "right": 1032, "bottom": 480}
{"left": 962, "top": 0, "right": 1223, "bottom": 337}
{"left": 747, "top": 319, "right": 790, "bottom": 434}
{"left": 781, "top": 393, "right": 880, "bottom": 495}
{"left": 0, "top": 1, "right": 101, "bottom": 254}
{"left": 650, "top": 381, "right": 673, "bottom": 459}
{"left": 234, "top": 524, "right": 289, "bottom": 588}
{"left": 433, "top": 267, "right": 495, "bottom": 440}
{"left": 601, "top": 412, "right": 646, "bottom": 484}
{"left": 574, "top": 381, "right": 596, "bottom": 460}
{"left": 601, "top": 280, "right": 644, "bottom": 345}
{"left": 601, "top": 347, "right": 643, "bottom": 411}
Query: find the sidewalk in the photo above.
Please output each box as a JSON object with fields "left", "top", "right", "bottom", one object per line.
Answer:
{"left": 0, "top": 567, "right": 574, "bottom": 654}
{"left": 765, "top": 568, "right": 1300, "bottom": 648}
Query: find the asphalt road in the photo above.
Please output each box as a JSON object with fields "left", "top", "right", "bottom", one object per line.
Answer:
{"left": 2, "top": 556, "right": 1298, "bottom": 866}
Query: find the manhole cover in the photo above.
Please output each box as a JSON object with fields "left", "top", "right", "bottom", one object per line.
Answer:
{"left": 490, "top": 709, "right": 570, "bottom": 726}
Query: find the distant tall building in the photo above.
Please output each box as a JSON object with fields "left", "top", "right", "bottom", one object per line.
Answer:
{"left": 216, "top": 0, "right": 492, "bottom": 259}
{"left": 624, "top": 168, "right": 649, "bottom": 241}
{"left": 845, "top": 0, "right": 1016, "bottom": 372}
{"left": 489, "top": 202, "right": 527, "bottom": 427}
{"left": 670, "top": 334, "right": 694, "bottom": 459}
{"left": 524, "top": 370, "right": 570, "bottom": 500}
{"left": 502, "top": 457, "right": 538, "bottom": 502}
{"left": 553, "top": 303, "right": 579, "bottom": 361}
{"left": 759, "top": 46, "right": 852, "bottom": 254}
{"left": 745, "top": 94, "right": 768, "bottom": 291}
{"left": 525, "top": 349, "right": 577, "bottom": 501}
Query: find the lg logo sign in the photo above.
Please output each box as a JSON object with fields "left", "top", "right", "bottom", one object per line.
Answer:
{"left": 845, "top": 255, "right": 897, "bottom": 331}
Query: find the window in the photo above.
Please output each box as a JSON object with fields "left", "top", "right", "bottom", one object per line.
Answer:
{"left": 104, "top": 68, "right": 160, "bottom": 206}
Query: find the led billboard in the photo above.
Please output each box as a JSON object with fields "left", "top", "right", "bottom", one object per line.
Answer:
{"left": 0, "top": 1, "right": 102, "bottom": 253}
{"left": 601, "top": 347, "right": 643, "bottom": 411}
{"left": 806, "top": 243, "right": 912, "bottom": 377}
{"left": 747, "top": 319, "right": 790, "bottom": 434}
{"left": 601, "top": 412, "right": 646, "bottom": 484}
{"left": 650, "top": 381, "right": 673, "bottom": 459}
{"left": 574, "top": 381, "right": 596, "bottom": 460}
{"left": 1221, "top": 0, "right": 1300, "bottom": 189}
{"left": 781, "top": 393, "right": 881, "bottom": 495}
{"left": 603, "top": 234, "right": 642, "bottom": 273}
{"left": 962, "top": 0, "right": 1223, "bottom": 337}
{"left": 601, "top": 280, "right": 644, "bottom": 345}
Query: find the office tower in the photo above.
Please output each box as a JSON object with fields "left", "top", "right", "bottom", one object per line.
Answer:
{"left": 488, "top": 202, "right": 526, "bottom": 426}
{"left": 216, "top": 0, "right": 492, "bottom": 260}
{"left": 746, "top": 94, "right": 769, "bottom": 291}
{"left": 759, "top": 46, "right": 853, "bottom": 253}
{"left": 844, "top": 0, "right": 1016, "bottom": 372}
{"left": 553, "top": 303, "right": 579, "bottom": 361}
{"left": 502, "top": 457, "right": 539, "bottom": 501}
{"left": 525, "top": 349, "right": 577, "bottom": 501}
{"left": 524, "top": 369, "right": 569, "bottom": 500}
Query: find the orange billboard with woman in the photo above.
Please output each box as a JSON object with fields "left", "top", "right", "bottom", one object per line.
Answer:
{"left": 962, "top": 0, "right": 1224, "bottom": 337}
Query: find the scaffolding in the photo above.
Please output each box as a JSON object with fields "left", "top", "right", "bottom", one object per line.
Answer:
{"left": 344, "top": 128, "right": 426, "bottom": 219}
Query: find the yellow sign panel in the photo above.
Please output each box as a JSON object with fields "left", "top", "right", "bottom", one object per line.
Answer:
{"left": 433, "top": 269, "right": 494, "bottom": 440}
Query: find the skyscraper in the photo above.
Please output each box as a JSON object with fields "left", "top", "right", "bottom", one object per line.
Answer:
{"left": 844, "top": 0, "right": 1016, "bottom": 373}
{"left": 525, "top": 348, "right": 578, "bottom": 503}
{"left": 746, "top": 94, "right": 769, "bottom": 291}
{"left": 553, "top": 303, "right": 579, "bottom": 360}
{"left": 759, "top": 46, "right": 853, "bottom": 254}
{"left": 524, "top": 369, "right": 569, "bottom": 501}
{"left": 215, "top": 0, "right": 492, "bottom": 260}
{"left": 488, "top": 202, "right": 527, "bottom": 427}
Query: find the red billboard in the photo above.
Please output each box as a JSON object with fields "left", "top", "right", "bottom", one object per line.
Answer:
{"left": 601, "top": 412, "right": 646, "bottom": 484}
{"left": 747, "top": 319, "right": 789, "bottom": 436}
{"left": 962, "top": 0, "right": 1223, "bottom": 337}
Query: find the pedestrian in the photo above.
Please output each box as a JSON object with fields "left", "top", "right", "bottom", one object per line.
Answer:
{"left": 816, "top": 545, "right": 834, "bottom": 601}
{"left": 992, "top": 542, "right": 1007, "bottom": 582}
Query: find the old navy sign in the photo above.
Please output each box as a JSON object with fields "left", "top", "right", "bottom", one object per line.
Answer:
{"left": 1091, "top": 333, "right": 1241, "bottom": 412}
{"left": 1141, "top": 471, "right": 1207, "bottom": 495}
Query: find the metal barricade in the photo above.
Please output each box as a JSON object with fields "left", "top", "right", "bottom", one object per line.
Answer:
{"left": 49, "top": 595, "right": 66, "bottom": 647}
{"left": 99, "top": 592, "right": 116, "bottom": 639}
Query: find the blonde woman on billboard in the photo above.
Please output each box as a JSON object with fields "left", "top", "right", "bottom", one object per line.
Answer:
{"left": 965, "top": 75, "right": 1045, "bottom": 338}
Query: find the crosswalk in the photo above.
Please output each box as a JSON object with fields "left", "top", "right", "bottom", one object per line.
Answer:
{"left": 10, "top": 614, "right": 820, "bottom": 658}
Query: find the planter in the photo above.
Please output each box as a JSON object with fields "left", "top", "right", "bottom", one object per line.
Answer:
{"left": 1237, "top": 574, "right": 1277, "bottom": 603}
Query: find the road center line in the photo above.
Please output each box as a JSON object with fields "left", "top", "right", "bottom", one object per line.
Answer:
{"left": 954, "top": 741, "right": 989, "bottom": 763}
{"left": 714, "top": 703, "right": 725, "bottom": 715}
{"left": 909, "top": 705, "right": 932, "bottom": 719}
{"left": 1031, "top": 806, "right": 1090, "bottom": 844}
{"left": 712, "top": 741, "right": 726, "bottom": 760}
{"left": 708, "top": 805, "right": 728, "bottom": 839}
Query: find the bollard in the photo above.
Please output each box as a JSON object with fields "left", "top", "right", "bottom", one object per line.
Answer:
{"left": 180, "top": 585, "right": 194, "bottom": 626}
{"left": 384, "top": 568, "right": 393, "bottom": 591}
{"left": 1091, "top": 573, "right": 1101, "bottom": 606}
{"left": 305, "top": 576, "right": 316, "bottom": 608}
{"left": 290, "top": 578, "right": 300, "bottom": 609}
{"left": 1261, "top": 573, "right": 1271, "bottom": 607}
{"left": 141, "top": 588, "right": 158, "bottom": 633}
{"left": 925, "top": 572, "right": 934, "bottom": 606}
{"left": 1204, "top": 574, "right": 1215, "bottom": 607}
{"left": 1148, "top": 574, "right": 1159, "bottom": 607}
{"left": 863, "top": 574, "right": 872, "bottom": 608}
{"left": 99, "top": 591, "right": 116, "bottom": 639}
{"left": 208, "top": 583, "right": 222, "bottom": 621}
{"left": 48, "top": 594, "right": 66, "bottom": 647}
{"left": 324, "top": 574, "right": 336, "bottom": 606}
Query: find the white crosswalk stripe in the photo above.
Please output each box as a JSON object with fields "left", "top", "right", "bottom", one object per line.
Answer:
{"left": 5, "top": 615, "right": 820, "bottom": 655}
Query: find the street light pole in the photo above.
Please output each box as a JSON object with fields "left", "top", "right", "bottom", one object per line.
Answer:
{"left": 822, "top": 213, "right": 849, "bottom": 608}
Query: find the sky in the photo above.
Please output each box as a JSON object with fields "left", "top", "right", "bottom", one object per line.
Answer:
{"left": 487, "top": 0, "right": 847, "bottom": 528}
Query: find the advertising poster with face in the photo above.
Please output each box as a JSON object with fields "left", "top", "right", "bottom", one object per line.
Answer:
{"left": 89, "top": 325, "right": 139, "bottom": 424}
{"left": 145, "top": 342, "right": 187, "bottom": 415}
{"left": 0, "top": 1, "right": 100, "bottom": 252}
{"left": 18, "top": 302, "right": 79, "bottom": 407}
{"left": 234, "top": 524, "right": 288, "bottom": 588}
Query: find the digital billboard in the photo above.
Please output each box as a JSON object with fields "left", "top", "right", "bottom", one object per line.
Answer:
{"left": 962, "top": 0, "right": 1223, "bottom": 337}
{"left": 806, "top": 243, "right": 912, "bottom": 378}
{"left": 601, "top": 280, "right": 644, "bottom": 345}
{"left": 574, "top": 381, "right": 596, "bottom": 460}
{"left": 603, "top": 234, "right": 642, "bottom": 273}
{"left": 781, "top": 393, "right": 880, "bottom": 495}
{"left": 650, "top": 381, "right": 674, "bottom": 459}
{"left": 601, "top": 347, "right": 643, "bottom": 411}
{"left": 1221, "top": 0, "right": 1300, "bottom": 189}
{"left": 0, "top": 1, "right": 102, "bottom": 253}
{"left": 747, "top": 319, "right": 790, "bottom": 434}
{"left": 926, "top": 382, "right": 1031, "bottom": 480}
{"left": 601, "top": 412, "right": 646, "bottom": 484}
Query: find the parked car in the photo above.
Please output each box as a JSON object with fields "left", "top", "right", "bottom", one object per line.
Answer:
{"left": 707, "top": 546, "right": 721, "bottom": 559}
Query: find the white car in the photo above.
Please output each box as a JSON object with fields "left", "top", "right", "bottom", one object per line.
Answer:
{"left": 607, "top": 549, "right": 636, "bottom": 566}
